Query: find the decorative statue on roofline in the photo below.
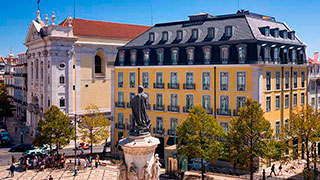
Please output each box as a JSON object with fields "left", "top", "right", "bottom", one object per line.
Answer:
{"left": 130, "top": 86, "right": 151, "bottom": 136}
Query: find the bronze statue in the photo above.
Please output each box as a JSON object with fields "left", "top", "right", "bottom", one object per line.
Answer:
{"left": 130, "top": 86, "right": 150, "bottom": 136}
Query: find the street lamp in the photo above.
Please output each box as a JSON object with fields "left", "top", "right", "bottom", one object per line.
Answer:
{"left": 74, "top": 114, "right": 77, "bottom": 176}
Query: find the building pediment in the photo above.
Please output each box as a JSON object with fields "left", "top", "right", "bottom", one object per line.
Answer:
{"left": 24, "top": 20, "right": 45, "bottom": 45}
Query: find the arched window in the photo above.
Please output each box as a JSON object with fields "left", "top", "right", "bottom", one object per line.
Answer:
{"left": 35, "top": 59, "right": 39, "bottom": 79}
{"left": 40, "top": 61, "right": 44, "bottom": 80}
{"left": 95, "top": 55, "right": 102, "bottom": 73}
{"left": 59, "top": 97, "right": 65, "bottom": 107}
{"left": 59, "top": 75, "right": 65, "bottom": 84}
{"left": 31, "top": 62, "right": 33, "bottom": 79}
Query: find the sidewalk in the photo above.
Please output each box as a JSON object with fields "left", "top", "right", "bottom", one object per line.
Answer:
{"left": 6, "top": 117, "right": 33, "bottom": 145}
{"left": 0, "top": 160, "right": 119, "bottom": 180}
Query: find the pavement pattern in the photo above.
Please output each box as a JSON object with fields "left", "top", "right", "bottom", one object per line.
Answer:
{"left": 0, "top": 163, "right": 119, "bottom": 180}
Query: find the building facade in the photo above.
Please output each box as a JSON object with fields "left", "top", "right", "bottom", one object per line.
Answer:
{"left": 24, "top": 10, "right": 150, "bottom": 137}
{"left": 112, "top": 11, "right": 308, "bottom": 158}
{"left": 3, "top": 53, "right": 17, "bottom": 98}
{"left": 0, "top": 57, "right": 6, "bottom": 83}
{"left": 13, "top": 53, "right": 28, "bottom": 123}
{"left": 308, "top": 52, "right": 320, "bottom": 110}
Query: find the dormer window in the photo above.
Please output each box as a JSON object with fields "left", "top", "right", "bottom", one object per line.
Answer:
{"left": 149, "top": 33, "right": 155, "bottom": 42}
{"left": 119, "top": 51, "right": 125, "bottom": 66}
{"left": 191, "top": 29, "right": 198, "bottom": 39}
{"left": 264, "top": 47, "right": 270, "bottom": 61}
{"left": 171, "top": 48, "right": 179, "bottom": 65}
{"left": 207, "top": 27, "right": 215, "bottom": 39}
{"left": 177, "top": 30, "right": 183, "bottom": 40}
{"left": 156, "top": 48, "right": 164, "bottom": 65}
{"left": 220, "top": 45, "right": 229, "bottom": 64}
{"left": 289, "top": 31, "right": 295, "bottom": 40}
{"left": 237, "top": 44, "right": 247, "bottom": 63}
{"left": 265, "top": 27, "right": 270, "bottom": 36}
{"left": 271, "top": 28, "right": 279, "bottom": 38}
{"left": 143, "top": 49, "right": 150, "bottom": 66}
{"left": 292, "top": 49, "right": 297, "bottom": 63}
{"left": 186, "top": 47, "right": 195, "bottom": 65}
{"left": 281, "top": 30, "right": 288, "bottom": 39}
{"left": 274, "top": 47, "right": 279, "bottom": 62}
{"left": 162, "top": 31, "right": 168, "bottom": 41}
{"left": 225, "top": 26, "right": 233, "bottom": 37}
{"left": 202, "top": 46, "right": 211, "bottom": 64}
{"left": 130, "top": 50, "right": 137, "bottom": 66}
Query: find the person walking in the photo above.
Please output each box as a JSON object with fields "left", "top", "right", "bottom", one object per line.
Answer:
{"left": 49, "top": 175, "right": 53, "bottom": 180}
{"left": 269, "top": 164, "right": 277, "bottom": 177}
{"left": 9, "top": 164, "right": 15, "bottom": 177}
{"left": 278, "top": 164, "right": 283, "bottom": 175}
{"left": 95, "top": 156, "right": 99, "bottom": 168}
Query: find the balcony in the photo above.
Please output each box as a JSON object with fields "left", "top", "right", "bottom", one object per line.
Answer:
{"left": 127, "top": 102, "right": 131, "bottom": 108}
{"left": 153, "top": 83, "right": 164, "bottom": 89}
{"left": 183, "top": 106, "right": 192, "bottom": 113}
{"left": 115, "top": 123, "right": 125, "bottom": 129}
{"left": 168, "top": 105, "right": 179, "bottom": 112}
{"left": 233, "top": 109, "right": 239, "bottom": 116}
{"left": 205, "top": 108, "right": 213, "bottom": 114}
{"left": 153, "top": 128, "right": 165, "bottom": 135}
{"left": 203, "top": 84, "right": 210, "bottom": 90}
{"left": 115, "top": 102, "right": 125, "bottom": 108}
{"left": 167, "top": 129, "right": 177, "bottom": 136}
{"left": 183, "top": 83, "right": 196, "bottom": 90}
{"left": 217, "top": 108, "right": 232, "bottom": 116}
{"left": 153, "top": 104, "right": 165, "bottom": 111}
{"left": 168, "top": 83, "right": 179, "bottom": 89}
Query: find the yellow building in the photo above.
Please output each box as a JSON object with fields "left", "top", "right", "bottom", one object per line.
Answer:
{"left": 112, "top": 11, "right": 308, "bottom": 158}
{"left": 24, "top": 10, "right": 150, "bottom": 138}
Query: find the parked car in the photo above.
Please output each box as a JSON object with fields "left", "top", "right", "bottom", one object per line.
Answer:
{"left": 1, "top": 136, "right": 11, "bottom": 145}
{"left": 9, "top": 144, "right": 34, "bottom": 152}
{"left": 1, "top": 131, "right": 9, "bottom": 137}
{"left": 79, "top": 142, "right": 90, "bottom": 150}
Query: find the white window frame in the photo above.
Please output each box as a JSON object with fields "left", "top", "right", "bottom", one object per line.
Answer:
{"left": 275, "top": 94, "right": 280, "bottom": 110}
{"left": 293, "top": 93, "right": 298, "bottom": 107}
{"left": 236, "top": 71, "right": 246, "bottom": 91}
{"left": 202, "top": 71, "right": 211, "bottom": 90}
{"left": 275, "top": 71, "right": 281, "bottom": 90}
{"left": 284, "top": 94, "right": 289, "bottom": 108}
{"left": 301, "top": 92, "right": 305, "bottom": 105}
{"left": 220, "top": 71, "right": 229, "bottom": 91}
{"left": 117, "top": 72, "right": 124, "bottom": 88}
{"left": 266, "top": 96, "right": 271, "bottom": 112}
{"left": 142, "top": 72, "right": 149, "bottom": 88}
{"left": 266, "top": 71, "right": 272, "bottom": 91}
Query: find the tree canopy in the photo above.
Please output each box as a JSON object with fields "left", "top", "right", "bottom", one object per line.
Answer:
{"left": 79, "top": 104, "right": 110, "bottom": 154}
{"left": 0, "top": 83, "right": 14, "bottom": 119}
{"left": 177, "top": 105, "right": 224, "bottom": 180}
{"left": 228, "top": 98, "right": 273, "bottom": 180}
{"left": 33, "top": 105, "right": 74, "bottom": 154}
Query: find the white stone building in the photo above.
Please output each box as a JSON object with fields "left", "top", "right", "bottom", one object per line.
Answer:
{"left": 24, "top": 10, "right": 150, "bottom": 138}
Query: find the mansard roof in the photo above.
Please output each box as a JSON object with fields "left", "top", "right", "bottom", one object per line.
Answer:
{"left": 59, "top": 18, "right": 151, "bottom": 40}
{"left": 123, "top": 11, "right": 304, "bottom": 48}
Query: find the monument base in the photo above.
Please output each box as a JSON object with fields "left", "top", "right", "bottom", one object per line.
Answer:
{"left": 119, "top": 134, "right": 160, "bottom": 180}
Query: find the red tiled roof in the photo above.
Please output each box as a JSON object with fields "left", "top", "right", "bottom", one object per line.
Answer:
{"left": 308, "top": 52, "right": 319, "bottom": 65}
{"left": 60, "top": 18, "right": 150, "bottom": 40}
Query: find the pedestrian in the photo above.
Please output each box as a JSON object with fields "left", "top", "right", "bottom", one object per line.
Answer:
{"left": 84, "top": 157, "right": 88, "bottom": 168}
{"left": 278, "top": 164, "right": 283, "bottom": 175}
{"left": 78, "top": 157, "right": 81, "bottom": 167}
{"left": 95, "top": 157, "right": 99, "bottom": 168}
{"left": 269, "top": 164, "right": 277, "bottom": 177}
{"left": 88, "top": 155, "right": 92, "bottom": 167}
{"left": 9, "top": 163, "right": 15, "bottom": 177}
{"left": 15, "top": 127, "right": 17, "bottom": 133}
{"left": 11, "top": 155, "right": 15, "bottom": 164}
{"left": 49, "top": 175, "right": 53, "bottom": 180}
{"left": 180, "top": 169, "right": 184, "bottom": 180}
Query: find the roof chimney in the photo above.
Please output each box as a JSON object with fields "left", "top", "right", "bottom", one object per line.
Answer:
{"left": 189, "top": 12, "right": 214, "bottom": 21}
{"left": 314, "top": 52, "right": 319, "bottom": 62}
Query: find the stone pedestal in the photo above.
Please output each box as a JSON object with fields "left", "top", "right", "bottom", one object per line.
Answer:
{"left": 119, "top": 134, "right": 160, "bottom": 180}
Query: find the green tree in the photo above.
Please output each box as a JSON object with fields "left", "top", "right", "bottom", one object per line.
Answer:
{"left": 287, "top": 105, "right": 320, "bottom": 173}
{"left": 0, "top": 83, "right": 14, "bottom": 121}
{"left": 228, "top": 98, "right": 273, "bottom": 180}
{"left": 177, "top": 105, "right": 224, "bottom": 180}
{"left": 32, "top": 105, "right": 74, "bottom": 154}
{"left": 79, "top": 104, "right": 110, "bottom": 155}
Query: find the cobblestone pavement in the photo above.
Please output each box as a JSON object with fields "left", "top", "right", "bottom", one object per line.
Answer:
{"left": 0, "top": 164, "right": 119, "bottom": 180}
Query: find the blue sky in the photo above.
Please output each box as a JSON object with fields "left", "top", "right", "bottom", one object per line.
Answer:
{"left": 0, "top": 0, "right": 319, "bottom": 57}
